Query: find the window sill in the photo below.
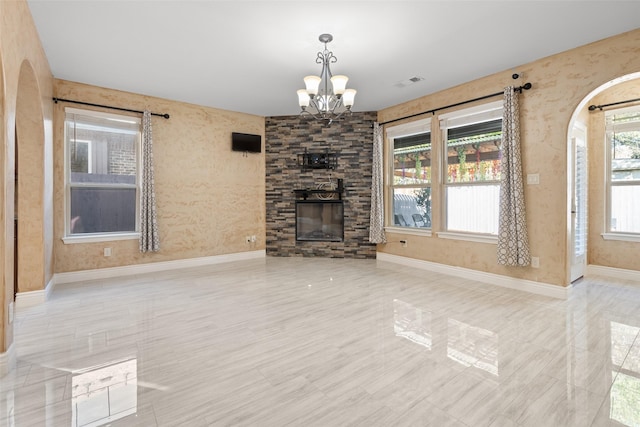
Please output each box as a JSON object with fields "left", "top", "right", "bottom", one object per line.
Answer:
{"left": 436, "top": 231, "right": 498, "bottom": 244}
{"left": 63, "top": 232, "right": 140, "bottom": 244}
{"left": 601, "top": 232, "right": 640, "bottom": 243}
{"left": 384, "top": 226, "right": 432, "bottom": 237}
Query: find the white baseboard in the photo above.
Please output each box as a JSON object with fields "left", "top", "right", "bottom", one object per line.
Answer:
{"left": 15, "top": 290, "right": 45, "bottom": 310}
{"left": 54, "top": 250, "right": 266, "bottom": 285}
{"left": 0, "top": 343, "right": 16, "bottom": 377}
{"left": 587, "top": 264, "right": 640, "bottom": 282}
{"left": 15, "top": 276, "right": 58, "bottom": 311}
{"left": 376, "top": 252, "right": 570, "bottom": 299}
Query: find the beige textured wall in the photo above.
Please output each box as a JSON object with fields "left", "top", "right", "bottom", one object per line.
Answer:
{"left": 378, "top": 29, "right": 640, "bottom": 287}
{"left": 53, "top": 80, "right": 265, "bottom": 272}
{"left": 15, "top": 62, "right": 46, "bottom": 293}
{"left": 0, "top": 0, "right": 54, "bottom": 352}
{"left": 587, "top": 79, "right": 640, "bottom": 270}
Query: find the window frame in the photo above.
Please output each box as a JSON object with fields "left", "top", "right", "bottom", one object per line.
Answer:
{"left": 63, "top": 107, "right": 142, "bottom": 244}
{"left": 437, "top": 101, "right": 503, "bottom": 242}
{"left": 602, "top": 105, "right": 640, "bottom": 242}
{"left": 385, "top": 117, "right": 433, "bottom": 236}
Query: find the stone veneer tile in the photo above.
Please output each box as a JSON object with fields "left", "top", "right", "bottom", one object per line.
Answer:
{"left": 265, "top": 112, "right": 377, "bottom": 258}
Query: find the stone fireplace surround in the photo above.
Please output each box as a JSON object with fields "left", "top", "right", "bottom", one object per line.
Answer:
{"left": 265, "top": 112, "right": 377, "bottom": 258}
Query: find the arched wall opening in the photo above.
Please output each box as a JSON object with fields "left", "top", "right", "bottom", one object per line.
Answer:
{"left": 15, "top": 60, "right": 46, "bottom": 294}
{"left": 566, "top": 72, "right": 640, "bottom": 283}
{"left": 0, "top": 50, "right": 7, "bottom": 353}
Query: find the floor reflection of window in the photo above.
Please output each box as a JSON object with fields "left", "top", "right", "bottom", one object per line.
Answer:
{"left": 610, "top": 322, "right": 640, "bottom": 426}
{"left": 611, "top": 322, "right": 639, "bottom": 367}
{"left": 72, "top": 357, "right": 137, "bottom": 427}
{"left": 447, "top": 318, "right": 498, "bottom": 376}
{"left": 393, "top": 299, "right": 432, "bottom": 350}
{"left": 610, "top": 372, "right": 640, "bottom": 426}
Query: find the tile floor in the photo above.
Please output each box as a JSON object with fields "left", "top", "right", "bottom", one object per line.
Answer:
{"left": 2, "top": 257, "right": 640, "bottom": 426}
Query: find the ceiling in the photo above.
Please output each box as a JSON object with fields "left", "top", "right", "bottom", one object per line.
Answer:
{"left": 27, "top": 1, "right": 640, "bottom": 117}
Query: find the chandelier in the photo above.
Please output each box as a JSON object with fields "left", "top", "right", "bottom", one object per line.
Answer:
{"left": 297, "top": 33, "right": 356, "bottom": 123}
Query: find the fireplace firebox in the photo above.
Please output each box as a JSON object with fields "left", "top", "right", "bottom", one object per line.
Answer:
{"left": 296, "top": 201, "right": 344, "bottom": 242}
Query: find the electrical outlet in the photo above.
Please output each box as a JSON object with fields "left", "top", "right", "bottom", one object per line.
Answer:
{"left": 250, "top": 235, "right": 256, "bottom": 243}
{"left": 527, "top": 173, "right": 540, "bottom": 185}
{"left": 103, "top": 247, "right": 112, "bottom": 257}
{"left": 531, "top": 257, "right": 540, "bottom": 268}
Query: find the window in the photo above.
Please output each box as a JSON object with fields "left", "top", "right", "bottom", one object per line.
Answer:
{"left": 387, "top": 118, "right": 432, "bottom": 230}
{"left": 440, "top": 102, "right": 503, "bottom": 235}
{"left": 605, "top": 106, "right": 640, "bottom": 236}
{"left": 65, "top": 108, "right": 141, "bottom": 239}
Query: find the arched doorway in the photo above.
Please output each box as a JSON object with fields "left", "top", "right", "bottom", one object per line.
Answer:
{"left": 566, "top": 72, "right": 640, "bottom": 283}
{"left": 15, "top": 60, "right": 46, "bottom": 295}
{"left": 0, "top": 51, "right": 7, "bottom": 353}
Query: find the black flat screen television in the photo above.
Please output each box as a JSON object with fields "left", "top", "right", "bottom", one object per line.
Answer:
{"left": 232, "top": 132, "right": 262, "bottom": 153}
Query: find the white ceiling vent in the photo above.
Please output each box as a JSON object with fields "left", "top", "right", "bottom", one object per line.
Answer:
{"left": 394, "top": 76, "right": 425, "bottom": 88}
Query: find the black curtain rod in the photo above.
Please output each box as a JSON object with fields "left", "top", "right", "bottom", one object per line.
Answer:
{"left": 53, "top": 97, "right": 170, "bottom": 119}
{"left": 588, "top": 97, "right": 640, "bottom": 112}
{"left": 379, "top": 82, "right": 532, "bottom": 127}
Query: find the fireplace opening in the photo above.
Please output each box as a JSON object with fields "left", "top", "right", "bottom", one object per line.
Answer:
{"left": 296, "top": 201, "right": 344, "bottom": 242}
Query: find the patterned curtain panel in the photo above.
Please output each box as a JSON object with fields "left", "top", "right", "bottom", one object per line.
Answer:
{"left": 497, "top": 87, "right": 530, "bottom": 266}
{"left": 369, "top": 122, "right": 386, "bottom": 243}
{"left": 140, "top": 111, "right": 160, "bottom": 252}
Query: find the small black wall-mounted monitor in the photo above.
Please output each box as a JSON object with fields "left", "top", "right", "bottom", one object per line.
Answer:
{"left": 231, "top": 132, "right": 262, "bottom": 153}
